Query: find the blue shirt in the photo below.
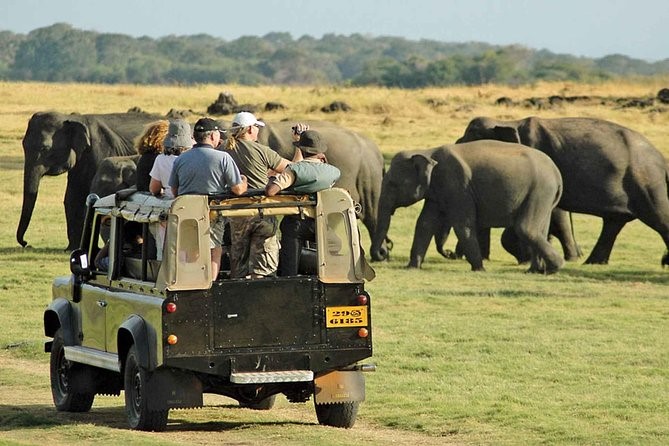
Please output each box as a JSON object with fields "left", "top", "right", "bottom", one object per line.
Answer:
{"left": 169, "top": 144, "right": 242, "bottom": 195}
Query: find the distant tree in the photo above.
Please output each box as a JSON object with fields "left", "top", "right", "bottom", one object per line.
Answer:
{"left": 3, "top": 23, "right": 668, "bottom": 86}
{"left": 11, "top": 23, "right": 97, "bottom": 81}
{"left": 0, "top": 31, "right": 24, "bottom": 78}
{"left": 423, "top": 57, "right": 465, "bottom": 86}
{"left": 258, "top": 47, "right": 341, "bottom": 84}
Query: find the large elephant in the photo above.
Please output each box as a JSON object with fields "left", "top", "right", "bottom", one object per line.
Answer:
{"left": 257, "top": 120, "right": 385, "bottom": 253}
{"left": 456, "top": 116, "right": 669, "bottom": 265}
{"left": 369, "top": 152, "right": 579, "bottom": 265}
{"left": 17, "top": 111, "right": 161, "bottom": 250}
{"left": 371, "top": 141, "right": 564, "bottom": 273}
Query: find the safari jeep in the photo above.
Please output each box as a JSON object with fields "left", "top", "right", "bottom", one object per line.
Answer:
{"left": 44, "top": 188, "right": 375, "bottom": 431}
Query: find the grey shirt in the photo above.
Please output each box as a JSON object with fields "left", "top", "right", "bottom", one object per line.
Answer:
{"left": 169, "top": 144, "right": 242, "bottom": 195}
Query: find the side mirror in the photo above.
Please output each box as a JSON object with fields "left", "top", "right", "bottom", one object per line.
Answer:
{"left": 70, "top": 248, "right": 91, "bottom": 279}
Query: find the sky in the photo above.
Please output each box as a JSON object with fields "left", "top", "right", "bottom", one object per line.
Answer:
{"left": 1, "top": 0, "right": 667, "bottom": 62}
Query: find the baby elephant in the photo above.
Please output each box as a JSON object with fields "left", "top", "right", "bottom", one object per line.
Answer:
{"left": 375, "top": 140, "right": 564, "bottom": 273}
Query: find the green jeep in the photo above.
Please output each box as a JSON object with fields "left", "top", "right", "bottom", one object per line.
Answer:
{"left": 44, "top": 188, "right": 375, "bottom": 431}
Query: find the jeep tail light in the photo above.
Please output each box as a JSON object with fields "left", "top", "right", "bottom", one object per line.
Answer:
{"left": 356, "top": 294, "right": 368, "bottom": 305}
{"left": 167, "top": 334, "right": 178, "bottom": 345}
{"left": 358, "top": 328, "right": 369, "bottom": 338}
{"left": 166, "top": 302, "right": 177, "bottom": 313}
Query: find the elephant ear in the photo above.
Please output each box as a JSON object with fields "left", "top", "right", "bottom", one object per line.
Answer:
{"left": 411, "top": 154, "right": 437, "bottom": 199}
{"left": 62, "top": 120, "right": 92, "bottom": 159}
{"left": 493, "top": 125, "right": 521, "bottom": 143}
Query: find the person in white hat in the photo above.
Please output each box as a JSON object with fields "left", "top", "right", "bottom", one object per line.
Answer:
{"left": 223, "top": 111, "right": 307, "bottom": 279}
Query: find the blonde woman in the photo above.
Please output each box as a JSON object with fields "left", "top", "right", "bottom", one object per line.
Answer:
{"left": 134, "top": 120, "right": 169, "bottom": 192}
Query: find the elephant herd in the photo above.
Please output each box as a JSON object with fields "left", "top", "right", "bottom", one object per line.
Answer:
{"left": 17, "top": 111, "right": 669, "bottom": 274}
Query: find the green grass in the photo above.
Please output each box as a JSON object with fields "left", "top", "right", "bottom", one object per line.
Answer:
{"left": 1, "top": 81, "right": 668, "bottom": 445}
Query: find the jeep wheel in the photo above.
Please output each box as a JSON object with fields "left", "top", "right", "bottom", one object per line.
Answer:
{"left": 50, "top": 328, "right": 95, "bottom": 412}
{"left": 314, "top": 401, "right": 359, "bottom": 428}
{"left": 124, "top": 345, "right": 168, "bottom": 431}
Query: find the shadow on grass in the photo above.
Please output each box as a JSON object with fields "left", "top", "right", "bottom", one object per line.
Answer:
{"left": 0, "top": 246, "right": 70, "bottom": 256}
{"left": 557, "top": 266, "right": 669, "bottom": 285}
{"left": 373, "top": 257, "right": 669, "bottom": 286}
{"left": 0, "top": 403, "right": 312, "bottom": 432}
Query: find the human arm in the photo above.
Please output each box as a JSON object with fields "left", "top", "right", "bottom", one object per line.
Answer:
{"left": 94, "top": 242, "right": 110, "bottom": 269}
{"left": 149, "top": 177, "right": 163, "bottom": 196}
{"left": 231, "top": 175, "right": 248, "bottom": 196}
{"left": 265, "top": 182, "right": 281, "bottom": 196}
{"left": 291, "top": 123, "right": 308, "bottom": 162}
{"left": 265, "top": 169, "right": 295, "bottom": 196}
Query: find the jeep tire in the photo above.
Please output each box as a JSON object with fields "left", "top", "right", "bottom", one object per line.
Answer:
{"left": 50, "top": 328, "right": 95, "bottom": 412}
{"left": 315, "top": 401, "right": 359, "bottom": 428}
{"left": 124, "top": 345, "right": 169, "bottom": 431}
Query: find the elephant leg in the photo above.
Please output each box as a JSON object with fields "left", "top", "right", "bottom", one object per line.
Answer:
{"left": 64, "top": 177, "right": 89, "bottom": 251}
{"left": 454, "top": 226, "right": 489, "bottom": 260}
{"left": 453, "top": 224, "right": 485, "bottom": 271}
{"left": 627, "top": 191, "right": 669, "bottom": 266}
{"left": 408, "top": 202, "right": 442, "bottom": 268}
{"left": 584, "top": 218, "right": 628, "bottom": 264}
{"left": 477, "top": 227, "right": 491, "bottom": 260}
{"left": 500, "top": 228, "right": 530, "bottom": 264}
{"left": 550, "top": 209, "right": 582, "bottom": 261}
{"left": 435, "top": 224, "right": 457, "bottom": 260}
{"left": 515, "top": 210, "right": 564, "bottom": 274}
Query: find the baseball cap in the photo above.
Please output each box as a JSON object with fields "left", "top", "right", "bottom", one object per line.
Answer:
{"left": 231, "top": 111, "right": 265, "bottom": 128}
{"left": 193, "top": 117, "right": 221, "bottom": 132}
{"left": 294, "top": 130, "right": 328, "bottom": 155}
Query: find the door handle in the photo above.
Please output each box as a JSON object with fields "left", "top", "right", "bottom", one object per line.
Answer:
{"left": 97, "top": 300, "right": 107, "bottom": 308}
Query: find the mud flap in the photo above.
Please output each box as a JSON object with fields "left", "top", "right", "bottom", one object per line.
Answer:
{"left": 314, "top": 370, "right": 365, "bottom": 404}
{"left": 146, "top": 368, "right": 203, "bottom": 411}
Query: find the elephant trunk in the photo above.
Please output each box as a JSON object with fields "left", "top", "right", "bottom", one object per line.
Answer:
{"left": 16, "top": 164, "right": 47, "bottom": 247}
{"left": 370, "top": 196, "right": 395, "bottom": 261}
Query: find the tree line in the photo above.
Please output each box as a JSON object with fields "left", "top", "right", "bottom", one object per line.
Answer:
{"left": 1, "top": 23, "right": 668, "bottom": 87}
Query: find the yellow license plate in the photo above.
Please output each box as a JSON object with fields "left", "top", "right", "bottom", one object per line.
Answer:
{"left": 326, "top": 306, "right": 368, "bottom": 328}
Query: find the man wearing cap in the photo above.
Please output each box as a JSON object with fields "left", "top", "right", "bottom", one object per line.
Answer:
{"left": 169, "top": 117, "right": 248, "bottom": 278}
{"left": 223, "top": 111, "right": 306, "bottom": 279}
{"left": 265, "top": 130, "right": 341, "bottom": 276}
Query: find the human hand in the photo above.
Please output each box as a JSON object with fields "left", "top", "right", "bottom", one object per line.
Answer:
{"left": 291, "top": 123, "right": 309, "bottom": 141}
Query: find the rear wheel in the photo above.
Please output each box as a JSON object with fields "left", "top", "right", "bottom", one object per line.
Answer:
{"left": 243, "top": 394, "right": 277, "bottom": 410}
{"left": 124, "top": 345, "right": 168, "bottom": 431}
{"left": 315, "top": 401, "right": 359, "bottom": 428}
{"left": 50, "top": 329, "right": 95, "bottom": 412}
{"left": 238, "top": 386, "right": 277, "bottom": 410}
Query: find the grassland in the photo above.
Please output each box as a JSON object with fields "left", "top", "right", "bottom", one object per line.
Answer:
{"left": 0, "top": 79, "right": 668, "bottom": 445}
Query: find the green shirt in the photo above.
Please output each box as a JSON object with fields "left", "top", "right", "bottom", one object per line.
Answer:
{"left": 225, "top": 140, "right": 284, "bottom": 189}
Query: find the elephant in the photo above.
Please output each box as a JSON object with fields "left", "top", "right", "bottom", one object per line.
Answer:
{"left": 89, "top": 155, "right": 140, "bottom": 197}
{"left": 257, "top": 120, "right": 386, "bottom": 254}
{"left": 17, "top": 111, "right": 162, "bottom": 250}
{"left": 370, "top": 141, "right": 565, "bottom": 273}
{"left": 456, "top": 116, "right": 669, "bottom": 265}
